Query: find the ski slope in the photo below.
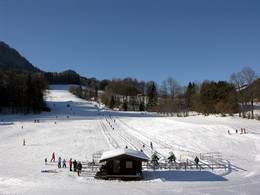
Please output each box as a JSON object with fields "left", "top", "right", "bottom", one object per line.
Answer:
{"left": 1, "top": 85, "right": 260, "bottom": 195}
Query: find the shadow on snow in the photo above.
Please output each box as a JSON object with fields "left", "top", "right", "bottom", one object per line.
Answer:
{"left": 143, "top": 170, "right": 228, "bottom": 182}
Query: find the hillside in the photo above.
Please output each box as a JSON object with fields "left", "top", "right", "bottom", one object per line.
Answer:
{"left": 0, "top": 85, "right": 260, "bottom": 194}
{"left": 0, "top": 41, "right": 41, "bottom": 72}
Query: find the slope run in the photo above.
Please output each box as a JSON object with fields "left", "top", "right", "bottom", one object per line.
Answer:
{"left": 0, "top": 85, "right": 110, "bottom": 193}
{"left": 120, "top": 116, "right": 260, "bottom": 178}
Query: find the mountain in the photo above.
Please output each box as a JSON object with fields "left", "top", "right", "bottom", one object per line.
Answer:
{"left": 0, "top": 41, "right": 41, "bottom": 72}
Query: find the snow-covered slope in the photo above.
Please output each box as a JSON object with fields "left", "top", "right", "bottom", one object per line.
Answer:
{"left": 1, "top": 85, "right": 260, "bottom": 195}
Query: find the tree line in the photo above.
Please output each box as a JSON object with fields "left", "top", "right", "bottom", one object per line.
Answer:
{"left": 0, "top": 70, "right": 48, "bottom": 114}
{"left": 70, "top": 66, "right": 259, "bottom": 118}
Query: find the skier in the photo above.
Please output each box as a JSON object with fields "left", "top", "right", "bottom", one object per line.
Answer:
{"left": 44, "top": 158, "right": 48, "bottom": 165}
{"left": 58, "top": 157, "right": 62, "bottom": 168}
{"left": 50, "top": 152, "right": 55, "bottom": 162}
{"left": 194, "top": 156, "right": 200, "bottom": 169}
{"left": 69, "top": 158, "right": 73, "bottom": 171}
{"left": 77, "top": 161, "right": 82, "bottom": 176}
{"left": 125, "top": 145, "right": 128, "bottom": 149}
{"left": 73, "top": 160, "right": 78, "bottom": 172}
{"left": 150, "top": 142, "right": 153, "bottom": 150}
{"left": 236, "top": 129, "right": 238, "bottom": 134}
{"left": 23, "top": 138, "right": 26, "bottom": 146}
{"left": 62, "top": 159, "right": 66, "bottom": 168}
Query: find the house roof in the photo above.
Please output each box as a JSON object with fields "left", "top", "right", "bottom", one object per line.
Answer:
{"left": 100, "top": 148, "right": 149, "bottom": 162}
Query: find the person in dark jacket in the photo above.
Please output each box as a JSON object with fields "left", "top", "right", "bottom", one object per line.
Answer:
{"left": 69, "top": 158, "right": 73, "bottom": 171}
{"left": 194, "top": 156, "right": 200, "bottom": 168}
{"left": 62, "top": 159, "right": 66, "bottom": 168}
{"left": 73, "top": 160, "right": 77, "bottom": 172}
{"left": 58, "top": 157, "right": 62, "bottom": 168}
{"left": 77, "top": 161, "right": 82, "bottom": 176}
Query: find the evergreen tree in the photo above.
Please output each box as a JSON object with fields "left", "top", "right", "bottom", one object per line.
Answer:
{"left": 109, "top": 96, "right": 115, "bottom": 109}
{"left": 168, "top": 152, "right": 176, "bottom": 163}
{"left": 146, "top": 81, "right": 158, "bottom": 111}
{"left": 151, "top": 152, "right": 159, "bottom": 168}
{"left": 139, "top": 102, "right": 145, "bottom": 111}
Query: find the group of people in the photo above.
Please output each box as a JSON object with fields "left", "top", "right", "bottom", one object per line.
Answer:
{"left": 228, "top": 128, "right": 247, "bottom": 135}
{"left": 46, "top": 152, "right": 83, "bottom": 176}
{"left": 69, "top": 158, "right": 82, "bottom": 176}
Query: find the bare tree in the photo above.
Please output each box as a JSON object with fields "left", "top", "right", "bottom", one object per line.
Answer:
{"left": 166, "top": 77, "right": 180, "bottom": 100}
{"left": 230, "top": 67, "right": 258, "bottom": 118}
{"left": 241, "top": 67, "right": 258, "bottom": 118}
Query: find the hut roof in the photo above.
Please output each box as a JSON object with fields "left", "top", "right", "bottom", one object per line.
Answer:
{"left": 100, "top": 148, "right": 149, "bottom": 162}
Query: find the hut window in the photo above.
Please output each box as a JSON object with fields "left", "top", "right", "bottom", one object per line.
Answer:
{"left": 126, "top": 161, "right": 133, "bottom": 169}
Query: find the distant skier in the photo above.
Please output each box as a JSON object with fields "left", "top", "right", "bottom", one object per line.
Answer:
{"left": 58, "top": 157, "right": 62, "bottom": 168}
{"left": 194, "top": 156, "right": 200, "bottom": 168}
{"left": 62, "top": 159, "right": 66, "bottom": 168}
{"left": 236, "top": 129, "right": 238, "bottom": 134}
{"left": 150, "top": 142, "right": 153, "bottom": 150}
{"left": 23, "top": 138, "right": 26, "bottom": 146}
{"left": 77, "top": 161, "right": 82, "bottom": 176}
{"left": 69, "top": 158, "right": 73, "bottom": 171}
{"left": 50, "top": 152, "right": 55, "bottom": 162}
{"left": 73, "top": 160, "right": 78, "bottom": 172}
{"left": 44, "top": 158, "right": 48, "bottom": 165}
{"left": 125, "top": 145, "right": 128, "bottom": 149}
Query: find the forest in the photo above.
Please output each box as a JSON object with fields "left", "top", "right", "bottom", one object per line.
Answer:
{"left": 0, "top": 70, "right": 48, "bottom": 114}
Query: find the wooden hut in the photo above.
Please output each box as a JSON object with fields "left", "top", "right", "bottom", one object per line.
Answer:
{"left": 95, "top": 148, "right": 149, "bottom": 180}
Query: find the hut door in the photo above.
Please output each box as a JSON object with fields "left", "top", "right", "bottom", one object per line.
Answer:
{"left": 113, "top": 160, "right": 120, "bottom": 173}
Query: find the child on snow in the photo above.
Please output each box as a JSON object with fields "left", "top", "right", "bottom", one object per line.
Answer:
{"left": 62, "top": 159, "right": 66, "bottom": 168}
{"left": 58, "top": 157, "right": 62, "bottom": 168}
{"left": 50, "top": 152, "right": 55, "bottom": 162}
{"left": 77, "top": 162, "right": 82, "bottom": 176}
{"left": 69, "top": 158, "right": 73, "bottom": 171}
{"left": 73, "top": 160, "right": 78, "bottom": 172}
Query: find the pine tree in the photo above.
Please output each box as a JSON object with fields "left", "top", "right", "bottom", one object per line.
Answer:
{"left": 168, "top": 152, "right": 176, "bottom": 163}
{"left": 109, "top": 96, "right": 115, "bottom": 109}
{"left": 146, "top": 81, "right": 158, "bottom": 111}
{"left": 151, "top": 152, "right": 159, "bottom": 168}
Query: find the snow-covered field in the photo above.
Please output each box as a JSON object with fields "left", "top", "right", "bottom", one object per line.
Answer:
{"left": 1, "top": 85, "right": 260, "bottom": 194}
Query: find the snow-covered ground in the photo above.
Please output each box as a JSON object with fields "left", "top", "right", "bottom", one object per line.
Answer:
{"left": 1, "top": 85, "right": 260, "bottom": 194}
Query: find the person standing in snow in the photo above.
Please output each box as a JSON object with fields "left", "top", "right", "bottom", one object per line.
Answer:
{"left": 69, "top": 158, "right": 73, "bottom": 171}
{"left": 62, "top": 159, "right": 66, "bottom": 168}
{"left": 23, "top": 138, "right": 26, "bottom": 146}
{"left": 194, "top": 156, "right": 200, "bottom": 169}
{"left": 150, "top": 142, "right": 153, "bottom": 150}
{"left": 50, "top": 152, "right": 55, "bottom": 162}
{"left": 44, "top": 158, "right": 48, "bottom": 165}
{"left": 58, "top": 157, "right": 62, "bottom": 168}
{"left": 73, "top": 160, "right": 78, "bottom": 172}
{"left": 77, "top": 161, "right": 82, "bottom": 176}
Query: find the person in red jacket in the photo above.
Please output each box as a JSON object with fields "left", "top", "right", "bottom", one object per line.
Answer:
{"left": 50, "top": 152, "right": 55, "bottom": 162}
{"left": 69, "top": 158, "right": 73, "bottom": 171}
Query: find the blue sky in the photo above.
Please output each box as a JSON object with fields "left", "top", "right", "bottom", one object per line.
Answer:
{"left": 0, "top": 0, "right": 259, "bottom": 85}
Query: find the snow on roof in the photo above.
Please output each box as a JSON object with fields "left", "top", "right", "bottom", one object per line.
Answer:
{"left": 100, "top": 148, "right": 149, "bottom": 162}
